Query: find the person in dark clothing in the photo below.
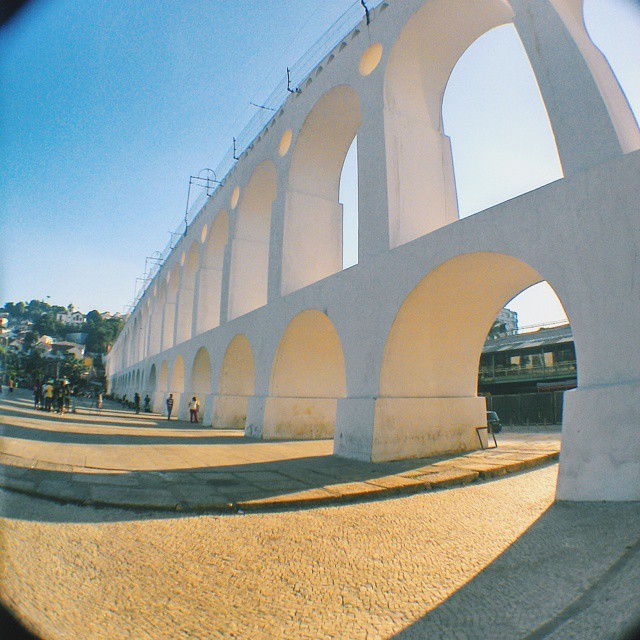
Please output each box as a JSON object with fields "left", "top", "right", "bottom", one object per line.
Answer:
{"left": 33, "top": 382, "right": 42, "bottom": 409}
{"left": 134, "top": 392, "right": 141, "bottom": 414}
{"left": 166, "top": 393, "right": 174, "bottom": 420}
{"left": 143, "top": 395, "right": 151, "bottom": 413}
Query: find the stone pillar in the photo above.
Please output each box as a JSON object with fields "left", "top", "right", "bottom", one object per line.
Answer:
{"left": 511, "top": 0, "right": 637, "bottom": 174}
{"left": 175, "top": 285, "right": 195, "bottom": 344}
{"left": 355, "top": 82, "right": 392, "bottom": 262}
{"left": 194, "top": 266, "right": 223, "bottom": 334}
{"left": 201, "top": 392, "right": 216, "bottom": 427}
{"left": 227, "top": 237, "right": 269, "bottom": 319}
{"left": 280, "top": 189, "right": 343, "bottom": 295}
{"left": 267, "top": 187, "right": 286, "bottom": 303}
{"left": 218, "top": 214, "right": 236, "bottom": 325}
{"left": 160, "top": 302, "right": 176, "bottom": 352}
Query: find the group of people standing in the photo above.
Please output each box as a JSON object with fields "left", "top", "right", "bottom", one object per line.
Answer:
{"left": 165, "top": 393, "right": 201, "bottom": 423}
{"left": 131, "top": 392, "right": 152, "bottom": 414}
{"left": 33, "top": 379, "right": 73, "bottom": 413}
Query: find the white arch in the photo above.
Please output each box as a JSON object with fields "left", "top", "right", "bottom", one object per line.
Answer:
{"left": 264, "top": 309, "right": 346, "bottom": 440}
{"left": 282, "top": 85, "right": 362, "bottom": 295}
{"left": 384, "top": 0, "right": 514, "bottom": 248}
{"left": 214, "top": 334, "right": 255, "bottom": 430}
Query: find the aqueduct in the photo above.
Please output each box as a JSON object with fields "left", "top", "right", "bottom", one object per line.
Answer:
{"left": 106, "top": 0, "right": 640, "bottom": 501}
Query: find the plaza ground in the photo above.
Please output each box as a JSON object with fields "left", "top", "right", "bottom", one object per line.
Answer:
{"left": 1, "top": 390, "right": 639, "bottom": 639}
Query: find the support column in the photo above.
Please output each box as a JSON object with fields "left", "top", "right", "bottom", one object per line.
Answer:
{"left": 512, "top": 0, "right": 637, "bottom": 173}
{"left": 175, "top": 285, "right": 195, "bottom": 344}
{"left": 218, "top": 214, "right": 236, "bottom": 325}
{"left": 267, "top": 188, "right": 286, "bottom": 302}
{"left": 356, "top": 83, "right": 392, "bottom": 261}
{"left": 280, "top": 189, "right": 343, "bottom": 295}
{"left": 194, "top": 266, "right": 223, "bottom": 334}
{"left": 160, "top": 302, "right": 176, "bottom": 352}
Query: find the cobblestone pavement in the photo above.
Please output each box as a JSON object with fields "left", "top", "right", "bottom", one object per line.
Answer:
{"left": 2, "top": 467, "right": 640, "bottom": 640}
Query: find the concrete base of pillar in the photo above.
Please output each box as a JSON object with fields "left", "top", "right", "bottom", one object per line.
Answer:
{"left": 262, "top": 396, "right": 337, "bottom": 440}
{"left": 334, "top": 397, "right": 376, "bottom": 460}
{"left": 557, "top": 383, "right": 640, "bottom": 501}
{"left": 213, "top": 394, "right": 249, "bottom": 430}
{"left": 371, "top": 396, "right": 488, "bottom": 462}
{"left": 201, "top": 393, "right": 215, "bottom": 426}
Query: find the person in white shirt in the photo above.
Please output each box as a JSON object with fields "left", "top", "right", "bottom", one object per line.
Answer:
{"left": 189, "top": 396, "right": 200, "bottom": 424}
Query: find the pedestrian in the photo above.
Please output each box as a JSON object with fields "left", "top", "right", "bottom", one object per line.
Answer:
{"left": 63, "top": 380, "right": 71, "bottom": 412}
{"left": 97, "top": 392, "right": 103, "bottom": 411}
{"left": 44, "top": 380, "right": 54, "bottom": 412}
{"left": 134, "top": 392, "right": 141, "bottom": 414}
{"left": 143, "top": 394, "right": 151, "bottom": 413}
{"left": 189, "top": 396, "right": 200, "bottom": 424}
{"left": 33, "top": 382, "right": 42, "bottom": 409}
{"left": 54, "top": 381, "right": 64, "bottom": 414}
{"left": 8, "top": 378, "right": 14, "bottom": 393}
{"left": 166, "top": 393, "right": 174, "bottom": 420}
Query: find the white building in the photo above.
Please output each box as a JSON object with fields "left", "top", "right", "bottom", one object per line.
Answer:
{"left": 56, "top": 304, "right": 85, "bottom": 326}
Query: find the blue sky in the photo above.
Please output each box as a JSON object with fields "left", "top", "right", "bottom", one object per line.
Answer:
{"left": 1, "top": 0, "right": 639, "bottom": 327}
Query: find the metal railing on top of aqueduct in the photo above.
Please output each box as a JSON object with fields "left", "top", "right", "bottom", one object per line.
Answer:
{"left": 125, "top": 0, "right": 386, "bottom": 316}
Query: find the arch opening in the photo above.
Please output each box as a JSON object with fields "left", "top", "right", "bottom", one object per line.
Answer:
{"left": 562, "top": 0, "right": 640, "bottom": 154}
{"left": 189, "top": 347, "right": 212, "bottom": 424}
{"left": 264, "top": 309, "right": 346, "bottom": 440}
{"left": 147, "top": 364, "right": 157, "bottom": 396}
{"left": 384, "top": 0, "right": 514, "bottom": 248}
{"left": 196, "top": 211, "right": 228, "bottom": 334}
{"left": 340, "top": 136, "right": 358, "bottom": 270}
{"left": 375, "top": 252, "right": 575, "bottom": 462}
{"left": 480, "top": 284, "right": 574, "bottom": 429}
{"left": 214, "top": 335, "right": 255, "bottom": 430}
{"left": 228, "top": 161, "right": 276, "bottom": 320}
{"left": 442, "top": 24, "right": 563, "bottom": 218}
{"left": 282, "top": 85, "right": 362, "bottom": 294}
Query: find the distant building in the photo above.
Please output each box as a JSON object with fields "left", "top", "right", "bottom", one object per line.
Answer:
{"left": 101, "top": 311, "right": 126, "bottom": 320}
{"left": 56, "top": 304, "right": 85, "bottom": 325}
{"left": 479, "top": 324, "right": 576, "bottom": 395}
{"left": 50, "top": 340, "right": 85, "bottom": 360}
{"left": 487, "top": 308, "right": 518, "bottom": 340}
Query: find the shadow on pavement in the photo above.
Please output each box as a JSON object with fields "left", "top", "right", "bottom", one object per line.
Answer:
{"left": 0, "top": 423, "right": 252, "bottom": 445}
{"left": 0, "top": 450, "right": 463, "bottom": 524}
{"left": 389, "top": 502, "right": 640, "bottom": 640}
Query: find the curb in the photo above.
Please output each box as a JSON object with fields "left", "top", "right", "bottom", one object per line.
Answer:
{"left": 0, "top": 451, "right": 559, "bottom": 515}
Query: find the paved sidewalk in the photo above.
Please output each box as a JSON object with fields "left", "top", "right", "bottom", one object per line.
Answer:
{"left": 0, "top": 390, "right": 560, "bottom": 513}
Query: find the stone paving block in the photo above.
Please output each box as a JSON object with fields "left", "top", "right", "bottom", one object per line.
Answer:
{"left": 448, "top": 460, "right": 509, "bottom": 478}
{"left": 365, "top": 475, "right": 428, "bottom": 493}
{"left": 322, "top": 481, "right": 388, "bottom": 500}
{"left": 71, "top": 472, "right": 141, "bottom": 486}
{"left": 89, "top": 485, "right": 176, "bottom": 508}
{"left": 237, "top": 487, "right": 337, "bottom": 511}
{"left": 421, "top": 467, "right": 480, "bottom": 489}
